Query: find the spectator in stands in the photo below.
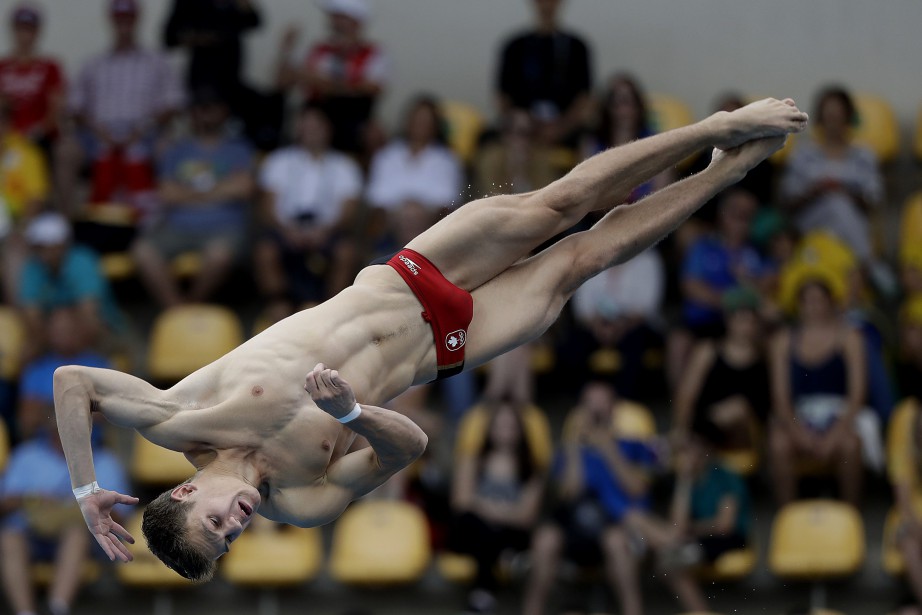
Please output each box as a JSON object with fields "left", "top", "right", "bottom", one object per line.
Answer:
{"left": 255, "top": 104, "right": 361, "bottom": 318}
{"left": 450, "top": 401, "right": 545, "bottom": 614}
{"left": 132, "top": 88, "right": 254, "bottom": 308}
{"left": 474, "top": 108, "right": 559, "bottom": 197}
{"left": 0, "top": 96, "right": 50, "bottom": 302}
{"left": 18, "top": 307, "right": 110, "bottom": 442}
{"left": 780, "top": 86, "right": 883, "bottom": 264}
{"left": 496, "top": 0, "right": 592, "bottom": 146}
{"left": 673, "top": 288, "right": 770, "bottom": 449}
{"left": 0, "top": 3, "right": 65, "bottom": 154}
{"left": 581, "top": 73, "right": 673, "bottom": 200}
{"left": 163, "top": 0, "right": 283, "bottom": 150}
{"left": 768, "top": 271, "right": 880, "bottom": 505}
{"left": 667, "top": 188, "right": 765, "bottom": 389}
{"left": 566, "top": 246, "right": 665, "bottom": 399}
{"left": 522, "top": 382, "right": 656, "bottom": 615}
{"left": 66, "top": 0, "right": 184, "bottom": 213}
{"left": 276, "top": 0, "right": 388, "bottom": 154}
{"left": 0, "top": 418, "right": 130, "bottom": 615}
{"left": 365, "top": 95, "right": 462, "bottom": 254}
{"left": 622, "top": 422, "right": 751, "bottom": 613}
{"left": 18, "top": 213, "right": 122, "bottom": 356}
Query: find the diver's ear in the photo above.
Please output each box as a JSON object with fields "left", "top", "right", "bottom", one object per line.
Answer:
{"left": 170, "top": 483, "right": 198, "bottom": 501}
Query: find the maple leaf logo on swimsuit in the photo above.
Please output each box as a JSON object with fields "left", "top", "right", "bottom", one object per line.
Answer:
{"left": 445, "top": 330, "right": 466, "bottom": 351}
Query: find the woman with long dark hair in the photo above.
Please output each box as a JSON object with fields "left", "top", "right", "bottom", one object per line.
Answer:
{"left": 450, "top": 401, "right": 545, "bottom": 614}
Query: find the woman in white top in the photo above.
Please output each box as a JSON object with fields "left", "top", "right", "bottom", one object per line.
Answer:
{"left": 365, "top": 95, "right": 462, "bottom": 252}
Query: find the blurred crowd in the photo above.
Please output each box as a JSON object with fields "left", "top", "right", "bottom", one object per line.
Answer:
{"left": 0, "top": 0, "right": 921, "bottom": 614}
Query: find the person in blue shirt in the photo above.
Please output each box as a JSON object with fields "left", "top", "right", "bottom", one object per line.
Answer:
{"left": 131, "top": 86, "right": 254, "bottom": 307}
{"left": 18, "top": 213, "right": 123, "bottom": 357}
{"left": 18, "top": 307, "right": 111, "bottom": 443}
{"left": 667, "top": 188, "right": 765, "bottom": 389}
{"left": 623, "top": 421, "right": 751, "bottom": 613}
{"left": 0, "top": 424, "right": 130, "bottom": 615}
{"left": 522, "top": 382, "right": 657, "bottom": 615}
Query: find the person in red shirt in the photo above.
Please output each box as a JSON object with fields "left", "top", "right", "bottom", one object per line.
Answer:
{"left": 0, "top": 3, "right": 64, "bottom": 150}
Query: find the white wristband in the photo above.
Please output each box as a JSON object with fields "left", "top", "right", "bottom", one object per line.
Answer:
{"left": 73, "top": 481, "right": 100, "bottom": 501}
{"left": 338, "top": 402, "right": 362, "bottom": 424}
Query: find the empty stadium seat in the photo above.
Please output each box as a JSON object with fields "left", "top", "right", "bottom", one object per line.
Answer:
{"left": 100, "top": 252, "right": 137, "bottom": 281}
{"left": 329, "top": 500, "right": 431, "bottom": 585}
{"left": 436, "top": 550, "right": 477, "bottom": 584}
{"left": 899, "top": 192, "right": 922, "bottom": 265}
{"left": 147, "top": 305, "right": 244, "bottom": 381}
{"left": 769, "top": 500, "right": 865, "bottom": 580}
{"left": 611, "top": 400, "right": 657, "bottom": 440}
{"left": 0, "top": 306, "right": 26, "bottom": 381}
{"left": 221, "top": 521, "right": 323, "bottom": 586}
{"left": 882, "top": 505, "right": 906, "bottom": 576}
{"left": 441, "top": 99, "right": 484, "bottom": 164}
{"left": 852, "top": 93, "right": 900, "bottom": 163}
{"left": 648, "top": 94, "right": 694, "bottom": 133}
{"left": 32, "top": 561, "right": 100, "bottom": 586}
{"left": 130, "top": 433, "right": 195, "bottom": 487}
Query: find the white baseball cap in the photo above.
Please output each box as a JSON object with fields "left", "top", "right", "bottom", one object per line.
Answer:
{"left": 25, "top": 212, "right": 71, "bottom": 246}
{"left": 319, "top": 0, "right": 370, "bottom": 22}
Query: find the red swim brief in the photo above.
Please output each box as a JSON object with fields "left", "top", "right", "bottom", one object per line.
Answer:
{"left": 386, "top": 248, "right": 473, "bottom": 381}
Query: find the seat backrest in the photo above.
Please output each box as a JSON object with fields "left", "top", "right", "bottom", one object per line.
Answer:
{"left": 648, "top": 94, "right": 694, "bottom": 133}
{"left": 0, "top": 307, "right": 26, "bottom": 381}
{"left": 441, "top": 100, "right": 485, "bottom": 164}
{"left": 329, "top": 500, "right": 431, "bottom": 585}
{"left": 130, "top": 433, "right": 195, "bottom": 487}
{"left": 147, "top": 305, "right": 244, "bottom": 381}
{"left": 852, "top": 93, "right": 900, "bottom": 163}
{"left": 455, "top": 403, "right": 553, "bottom": 470}
{"left": 221, "top": 522, "right": 323, "bottom": 586}
{"left": 900, "top": 192, "right": 922, "bottom": 264}
{"left": 611, "top": 401, "right": 657, "bottom": 440}
{"left": 768, "top": 499, "right": 865, "bottom": 579}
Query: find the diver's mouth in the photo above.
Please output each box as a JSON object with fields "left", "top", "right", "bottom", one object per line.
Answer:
{"left": 239, "top": 501, "right": 253, "bottom": 517}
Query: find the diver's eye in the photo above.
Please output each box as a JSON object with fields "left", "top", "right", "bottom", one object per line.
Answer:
{"left": 210, "top": 517, "right": 219, "bottom": 527}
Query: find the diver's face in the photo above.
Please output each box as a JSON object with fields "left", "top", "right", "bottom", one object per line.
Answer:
{"left": 172, "top": 479, "right": 261, "bottom": 559}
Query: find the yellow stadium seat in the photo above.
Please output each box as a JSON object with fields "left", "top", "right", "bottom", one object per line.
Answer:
{"left": 455, "top": 403, "right": 553, "bottom": 471}
{"left": 436, "top": 551, "right": 477, "bottom": 584}
{"left": 147, "top": 305, "right": 244, "bottom": 381}
{"left": 882, "top": 505, "right": 906, "bottom": 576}
{"left": 32, "top": 561, "right": 100, "bottom": 586}
{"left": 0, "top": 420, "right": 9, "bottom": 473}
{"left": 329, "top": 500, "right": 431, "bottom": 585}
{"left": 697, "top": 544, "right": 758, "bottom": 582}
{"left": 611, "top": 401, "right": 657, "bottom": 440}
{"left": 768, "top": 500, "right": 865, "bottom": 580}
{"left": 82, "top": 202, "right": 136, "bottom": 226}
{"left": 887, "top": 399, "right": 917, "bottom": 477}
{"left": 221, "top": 521, "right": 323, "bottom": 586}
{"left": 648, "top": 94, "right": 694, "bottom": 133}
{"left": 0, "top": 306, "right": 26, "bottom": 381}
{"left": 900, "top": 192, "right": 922, "bottom": 266}
{"left": 915, "top": 105, "right": 922, "bottom": 162}
{"left": 530, "top": 342, "right": 556, "bottom": 374}
{"left": 100, "top": 252, "right": 137, "bottom": 281}
{"left": 547, "top": 146, "right": 578, "bottom": 174}
{"left": 441, "top": 100, "right": 484, "bottom": 164}
{"left": 117, "top": 510, "right": 195, "bottom": 589}
{"left": 171, "top": 252, "right": 203, "bottom": 278}
{"left": 852, "top": 93, "right": 900, "bottom": 164}
{"left": 130, "top": 433, "right": 195, "bottom": 487}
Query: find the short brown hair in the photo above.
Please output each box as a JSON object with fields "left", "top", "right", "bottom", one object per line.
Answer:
{"left": 141, "top": 487, "right": 216, "bottom": 582}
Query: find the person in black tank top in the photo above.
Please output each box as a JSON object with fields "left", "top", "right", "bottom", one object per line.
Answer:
{"left": 674, "top": 288, "right": 770, "bottom": 448}
{"left": 768, "top": 278, "right": 866, "bottom": 506}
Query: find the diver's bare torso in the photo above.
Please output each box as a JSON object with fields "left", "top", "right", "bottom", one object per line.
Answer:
{"left": 139, "top": 264, "right": 438, "bottom": 522}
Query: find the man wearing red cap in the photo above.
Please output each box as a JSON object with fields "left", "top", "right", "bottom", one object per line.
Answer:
{"left": 0, "top": 2, "right": 65, "bottom": 152}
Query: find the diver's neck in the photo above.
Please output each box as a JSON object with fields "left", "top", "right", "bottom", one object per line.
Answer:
{"left": 199, "top": 450, "right": 266, "bottom": 487}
